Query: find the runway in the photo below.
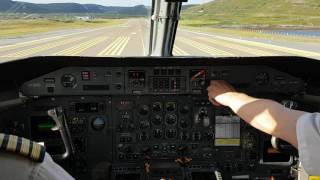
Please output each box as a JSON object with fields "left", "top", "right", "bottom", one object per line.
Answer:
{"left": 0, "top": 19, "right": 319, "bottom": 62}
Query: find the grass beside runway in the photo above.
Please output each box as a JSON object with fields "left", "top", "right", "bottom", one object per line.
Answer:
{"left": 179, "top": 22, "right": 320, "bottom": 44}
{"left": 180, "top": 0, "right": 320, "bottom": 43}
{"left": 0, "top": 19, "right": 127, "bottom": 38}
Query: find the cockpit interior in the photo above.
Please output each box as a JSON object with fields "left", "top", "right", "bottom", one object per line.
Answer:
{"left": 0, "top": 0, "right": 320, "bottom": 179}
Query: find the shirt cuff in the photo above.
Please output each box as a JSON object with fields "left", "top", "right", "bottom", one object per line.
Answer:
{"left": 297, "top": 113, "right": 320, "bottom": 175}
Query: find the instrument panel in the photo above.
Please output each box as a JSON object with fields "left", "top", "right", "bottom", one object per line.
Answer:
{"left": 3, "top": 54, "right": 318, "bottom": 180}
{"left": 15, "top": 63, "right": 305, "bottom": 180}
{"left": 21, "top": 65, "right": 304, "bottom": 96}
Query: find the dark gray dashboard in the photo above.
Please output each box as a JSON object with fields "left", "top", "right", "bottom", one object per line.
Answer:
{"left": 21, "top": 65, "right": 304, "bottom": 96}
{"left": 1, "top": 56, "right": 320, "bottom": 180}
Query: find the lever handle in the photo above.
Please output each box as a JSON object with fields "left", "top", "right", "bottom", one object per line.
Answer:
{"left": 48, "top": 107, "right": 75, "bottom": 161}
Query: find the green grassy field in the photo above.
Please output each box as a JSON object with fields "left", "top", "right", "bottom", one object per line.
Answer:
{"left": 179, "top": 0, "right": 320, "bottom": 43}
{"left": 182, "top": 0, "right": 320, "bottom": 28}
{"left": 0, "top": 18, "right": 127, "bottom": 38}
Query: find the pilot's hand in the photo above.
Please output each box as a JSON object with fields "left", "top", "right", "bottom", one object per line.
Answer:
{"left": 207, "top": 80, "right": 236, "bottom": 107}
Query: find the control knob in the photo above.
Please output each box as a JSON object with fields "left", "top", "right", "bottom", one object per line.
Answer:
{"left": 152, "top": 102, "right": 162, "bottom": 112}
{"left": 61, "top": 74, "right": 77, "bottom": 88}
{"left": 166, "top": 103, "right": 176, "bottom": 112}
{"left": 139, "top": 105, "right": 149, "bottom": 116}
{"left": 152, "top": 115, "right": 162, "bottom": 125}
{"left": 166, "top": 114, "right": 177, "bottom": 125}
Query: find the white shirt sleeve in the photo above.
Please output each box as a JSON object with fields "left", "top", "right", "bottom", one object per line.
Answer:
{"left": 296, "top": 113, "right": 320, "bottom": 175}
{"left": 0, "top": 152, "right": 74, "bottom": 180}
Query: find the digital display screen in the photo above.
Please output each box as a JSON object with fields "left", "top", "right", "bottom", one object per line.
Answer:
{"left": 128, "top": 71, "right": 146, "bottom": 89}
{"left": 215, "top": 115, "right": 241, "bottom": 146}
{"left": 30, "top": 116, "right": 60, "bottom": 140}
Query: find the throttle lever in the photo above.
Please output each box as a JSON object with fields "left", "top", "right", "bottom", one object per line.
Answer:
{"left": 48, "top": 107, "right": 75, "bottom": 161}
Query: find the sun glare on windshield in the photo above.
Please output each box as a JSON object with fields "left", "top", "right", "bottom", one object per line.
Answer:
{"left": 0, "top": 0, "right": 319, "bottom": 61}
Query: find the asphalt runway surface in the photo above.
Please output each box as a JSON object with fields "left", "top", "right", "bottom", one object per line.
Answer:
{"left": 0, "top": 19, "right": 319, "bottom": 62}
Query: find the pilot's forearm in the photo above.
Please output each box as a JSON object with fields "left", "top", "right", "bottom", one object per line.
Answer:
{"left": 221, "top": 92, "right": 306, "bottom": 148}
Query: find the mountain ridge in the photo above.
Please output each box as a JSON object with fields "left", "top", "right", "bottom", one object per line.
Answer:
{"left": 0, "top": 0, "right": 148, "bottom": 15}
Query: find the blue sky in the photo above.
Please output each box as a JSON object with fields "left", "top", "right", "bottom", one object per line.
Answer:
{"left": 16, "top": 0, "right": 213, "bottom": 6}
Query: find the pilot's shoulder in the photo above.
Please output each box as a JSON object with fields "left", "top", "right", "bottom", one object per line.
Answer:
{"left": 0, "top": 133, "right": 46, "bottom": 162}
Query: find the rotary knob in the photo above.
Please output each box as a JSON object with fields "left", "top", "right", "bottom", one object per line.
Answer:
{"left": 152, "top": 114, "right": 162, "bottom": 125}
{"left": 61, "top": 74, "right": 77, "bottom": 88}
{"left": 139, "top": 105, "right": 149, "bottom": 116}
{"left": 166, "top": 114, "right": 177, "bottom": 125}
{"left": 166, "top": 103, "right": 176, "bottom": 112}
{"left": 152, "top": 102, "right": 162, "bottom": 112}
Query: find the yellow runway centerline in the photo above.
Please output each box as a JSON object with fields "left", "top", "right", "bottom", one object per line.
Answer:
{"left": 177, "top": 37, "right": 234, "bottom": 56}
{"left": 98, "top": 37, "right": 124, "bottom": 56}
{"left": 54, "top": 36, "right": 109, "bottom": 56}
{"left": 98, "top": 36, "right": 130, "bottom": 56}
{"left": 111, "top": 37, "right": 130, "bottom": 56}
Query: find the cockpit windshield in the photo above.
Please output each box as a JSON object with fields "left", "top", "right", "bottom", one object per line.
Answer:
{"left": 0, "top": 0, "right": 152, "bottom": 62}
{"left": 0, "top": 0, "right": 319, "bottom": 62}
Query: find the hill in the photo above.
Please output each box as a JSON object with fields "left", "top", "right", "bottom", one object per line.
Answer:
{"left": 0, "top": 0, "right": 148, "bottom": 15}
{"left": 182, "top": 0, "right": 320, "bottom": 28}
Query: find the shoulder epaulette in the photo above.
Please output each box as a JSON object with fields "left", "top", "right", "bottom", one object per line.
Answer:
{"left": 0, "top": 134, "right": 46, "bottom": 162}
